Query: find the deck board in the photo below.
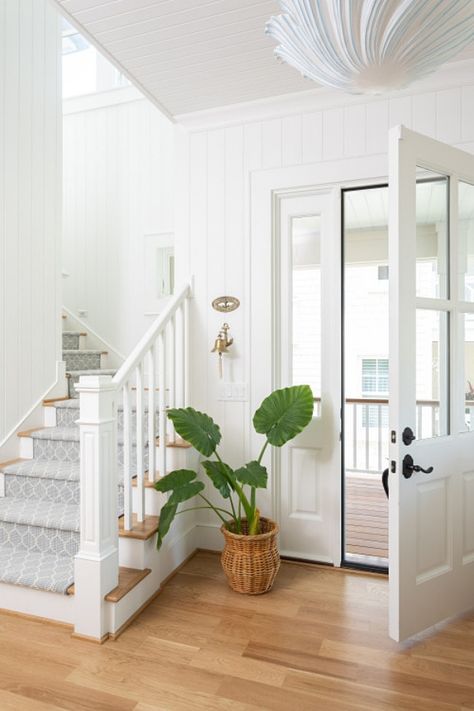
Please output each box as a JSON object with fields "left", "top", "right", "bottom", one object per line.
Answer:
{"left": 345, "top": 474, "right": 388, "bottom": 559}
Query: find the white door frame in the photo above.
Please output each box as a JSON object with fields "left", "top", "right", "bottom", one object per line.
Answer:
{"left": 250, "top": 155, "right": 388, "bottom": 564}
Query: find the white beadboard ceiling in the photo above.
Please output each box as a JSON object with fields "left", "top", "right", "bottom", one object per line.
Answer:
{"left": 54, "top": 0, "right": 474, "bottom": 120}
{"left": 53, "top": 0, "right": 323, "bottom": 117}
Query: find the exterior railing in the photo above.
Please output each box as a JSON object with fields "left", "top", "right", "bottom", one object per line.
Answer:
{"left": 344, "top": 397, "right": 474, "bottom": 475}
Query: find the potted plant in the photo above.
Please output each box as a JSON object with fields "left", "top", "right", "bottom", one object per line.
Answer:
{"left": 154, "top": 384, "right": 314, "bottom": 594}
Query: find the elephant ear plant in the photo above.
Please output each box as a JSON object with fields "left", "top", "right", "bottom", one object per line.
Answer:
{"left": 154, "top": 384, "right": 314, "bottom": 548}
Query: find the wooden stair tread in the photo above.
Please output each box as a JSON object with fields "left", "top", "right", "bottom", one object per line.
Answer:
{"left": 118, "top": 514, "right": 159, "bottom": 540}
{"left": 17, "top": 426, "right": 50, "bottom": 438}
{"left": 132, "top": 475, "right": 159, "bottom": 489}
{"left": 0, "top": 457, "right": 25, "bottom": 470}
{"left": 43, "top": 396, "right": 71, "bottom": 405}
{"left": 105, "top": 567, "right": 151, "bottom": 602}
{"left": 156, "top": 436, "right": 192, "bottom": 449}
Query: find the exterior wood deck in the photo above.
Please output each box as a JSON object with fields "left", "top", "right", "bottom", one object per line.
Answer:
{"left": 345, "top": 473, "right": 388, "bottom": 560}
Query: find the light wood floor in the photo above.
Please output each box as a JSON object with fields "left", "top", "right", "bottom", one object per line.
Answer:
{"left": 346, "top": 474, "right": 388, "bottom": 559}
{"left": 0, "top": 551, "right": 473, "bottom": 710}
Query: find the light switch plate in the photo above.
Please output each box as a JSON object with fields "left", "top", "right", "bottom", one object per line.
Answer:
{"left": 218, "top": 382, "right": 248, "bottom": 402}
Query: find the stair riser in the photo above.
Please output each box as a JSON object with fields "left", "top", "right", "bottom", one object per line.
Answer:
{"left": 62, "top": 334, "right": 80, "bottom": 350}
{"left": 33, "top": 438, "right": 148, "bottom": 468}
{"left": 4, "top": 475, "right": 80, "bottom": 505}
{"left": 64, "top": 352, "right": 102, "bottom": 371}
{"left": 0, "top": 521, "right": 79, "bottom": 557}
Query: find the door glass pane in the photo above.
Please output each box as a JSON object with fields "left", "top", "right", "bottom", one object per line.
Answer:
{"left": 416, "top": 309, "right": 449, "bottom": 439}
{"left": 343, "top": 186, "right": 389, "bottom": 568}
{"left": 458, "top": 181, "right": 474, "bottom": 301}
{"left": 416, "top": 174, "right": 449, "bottom": 299}
{"left": 463, "top": 313, "right": 474, "bottom": 431}
{"left": 291, "top": 215, "right": 321, "bottom": 413}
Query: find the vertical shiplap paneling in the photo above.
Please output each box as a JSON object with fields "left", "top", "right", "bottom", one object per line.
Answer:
{"left": 322, "top": 108, "right": 344, "bottom": 160}
{"left": 0, "top": 0, "right": 60, "bottom": 442}
{"left": 302, "top": 111, "right": 323, "bottom": 164}
{"left": 206, "top": 129, "right": 226, "bottom": 429}
{"left": 282, "top": 114, "right": 302, "bottom": 166}
{"left": 344, "top": 104, "right": 366, "bottom": 157}
{"left": 261, "top": 118, "right": 282, "bottom": 169}
{"left": 389, "top": 95, "right": 412, "bottom": 129}
{"left": 223, "top": 125, "right": 246, "bottom": 467}
{"left": 413, "top": 92, "right": 436, "bottom": 138}
{"left": 366, "top": 100, "right": 389, "bottom": 154}
{"left": 437, "top": 88, "right": 461, "bottom": 144}
{"left": 63, "top": 97, "right": 176, "bottom": 355}
{"left": 461, "top": 86, "right": 474, "bottom": 143}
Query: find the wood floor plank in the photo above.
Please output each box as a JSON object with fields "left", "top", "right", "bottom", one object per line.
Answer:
{"left": 0, "top": 553, "right": 472, "bottom": 710}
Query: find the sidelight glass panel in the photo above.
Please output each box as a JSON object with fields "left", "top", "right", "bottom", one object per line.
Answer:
{"left": 458, "top": 181, "right": 474, "bottom": 302}
{"left": 291, "top": 215, "right": 321, "bottom": 411}
{"left": 463, "top": 313, "right": 474, "bottom": 431}
{"left": 416, "top": 174, "right": 449, "bottom": 299}
{"left": 416, "top": 309, "right": 449, "bottom": 439}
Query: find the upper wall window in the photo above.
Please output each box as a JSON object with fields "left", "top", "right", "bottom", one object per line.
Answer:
{"left": 62, "top": 18, "right": 130, "bottom": 98}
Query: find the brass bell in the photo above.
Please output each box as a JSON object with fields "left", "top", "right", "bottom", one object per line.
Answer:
{"left": 211, "top": 323, "right": 233, "bottom": 377}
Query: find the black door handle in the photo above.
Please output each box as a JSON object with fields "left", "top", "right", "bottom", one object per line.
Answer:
{"left": 402, "top": 454, "right": 434, "bottom": 479}
{"left": 382, "top": 468, "right": 389, "bottom": 498}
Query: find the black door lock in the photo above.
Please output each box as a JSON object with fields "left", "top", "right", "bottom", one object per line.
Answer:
{"left": 402, "top": 426, "right": 416, "bottom": 446}
{"left": 402, "top": 454, "right": 434, "bottom": 479}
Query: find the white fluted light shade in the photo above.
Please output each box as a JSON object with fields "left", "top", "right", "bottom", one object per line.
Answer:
{"left": 266, "top": 0, "right": 474, "bottom": 94}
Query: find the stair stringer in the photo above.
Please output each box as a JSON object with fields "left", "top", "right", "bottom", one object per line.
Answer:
{"left": 0, "top": 361, "right": 68, "bottom": 460}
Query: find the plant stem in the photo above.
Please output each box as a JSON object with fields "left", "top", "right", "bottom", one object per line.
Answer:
{"left": 197, "top": 493, "right": 229, "bottom": 524}
{"left": 175, "top": 505, "right": 233, "bottom": 516}
{"left": 257, "top": 439, "right": 270, "bottom": 465}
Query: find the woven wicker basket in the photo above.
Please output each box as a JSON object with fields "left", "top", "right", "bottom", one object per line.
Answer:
{"left": 220, "top": 517, "right": 280, "bottom": 595}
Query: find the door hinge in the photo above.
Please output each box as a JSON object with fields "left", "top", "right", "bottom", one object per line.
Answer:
{"left": 391, "top": 430, "right": 396, "bottom": 444}
{"left": 390, "top": 460, "right": 396, "bottom": 473}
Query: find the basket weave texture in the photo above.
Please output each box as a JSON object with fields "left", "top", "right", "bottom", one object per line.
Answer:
{"left": 220, "top": 517, "right": 280, "bottom": 594}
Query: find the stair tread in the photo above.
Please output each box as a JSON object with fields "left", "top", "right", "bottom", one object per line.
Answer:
{"left": 0, "top": 497, "right": 79, "bottom": 532}
{"left": 119, "top": 514, "right": 159, "bottom": 540}
{"left": 0, "top": 459, "right": 80, "bottom": 481}
{"left": 22, "top": 426, "right": 146, "bottom": 447}
{"left": 62, "top": 349, "right": 106, "bottom": 355}
{"left": 66, "top": 369, "right": 116, "bottom": 376}
{"left": 0, "top": 544, "right": 74, "bottom": 595}
{"left": 105, "top": 567, "right": 152, "bottom": 602}
{"left": 62, "top": 331, "right": 86, "bottom": 336}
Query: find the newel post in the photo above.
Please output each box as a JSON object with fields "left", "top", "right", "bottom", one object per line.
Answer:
{"left": 74, "top": 375, "right": 119, "bottom": 641}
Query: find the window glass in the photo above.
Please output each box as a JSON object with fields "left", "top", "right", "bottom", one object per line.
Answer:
{"left": 458, "top": 181, "right": 474, "bottom": 302}
{"left": 416, "top": 175, "right": 449, "bottom": 299}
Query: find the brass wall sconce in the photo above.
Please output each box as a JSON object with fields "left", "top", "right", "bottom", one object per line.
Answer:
{"left": 211, "top": 323, "right": 233, "bottom": 378}
{"left": 211, "top": 295, "right": 240, "bottom": 378}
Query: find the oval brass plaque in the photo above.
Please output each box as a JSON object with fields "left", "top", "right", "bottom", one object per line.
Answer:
{"left": 211, "top": 296, "right": 240, "bottom": 313}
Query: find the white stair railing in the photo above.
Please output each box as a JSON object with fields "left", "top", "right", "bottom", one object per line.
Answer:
{"left": 74, "top": 281, "right": 191, "bottom": 641}
{"left": 112, "top": 282, "right": 191, "bottom": 529}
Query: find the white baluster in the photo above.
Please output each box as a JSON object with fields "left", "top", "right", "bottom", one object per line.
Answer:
{"left": 184, "top": 294, "right": 189, "bottom": 407}
{"left": 123, "top": 382, "right": 132, "bottom": 531}
{"left": 169, "top": 316, "right": 176, "bottom": 442}
{"left": 158, "top": 330, "right": 167, "bottom": 479}
{"left": 136, "top": 363, "right": 145, "bottom": 522}
{"left": 177, "top": 303, "right": 185, "bottom": 408}
{"left": 147, "top": 346, "right": 156, "bottom": 483}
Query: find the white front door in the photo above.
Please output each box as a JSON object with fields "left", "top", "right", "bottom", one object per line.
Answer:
{"left": 389, "top": 126, "right": 474, "bottom": 641}
{"left": 277, "top": 190, "right": 341, "bottom": 563}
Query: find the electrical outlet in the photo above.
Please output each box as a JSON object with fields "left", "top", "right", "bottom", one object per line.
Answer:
{"left": 218, "top": 382, "right": 248, "bottom": 402}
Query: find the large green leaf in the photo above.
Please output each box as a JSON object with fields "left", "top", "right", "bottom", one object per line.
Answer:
{"left": 156, "top": 501, "right": 177, "bottom": 549}
{"left": 253, "top": 384, "right": 314, "bottom": 447}
{"left": 235, "top": 461, "right": 268, "bottom": 488}
{"left": 169, "top": 480, "right": 204, "bottom": 504}
{"left": 154, "top": 469, "right": 196, "bottom": 493}
{"left": 202, "top": 460, "right": 235, "bottom": 498}
{"left": 167, "top": 408, "right": 221, "bottom": 456}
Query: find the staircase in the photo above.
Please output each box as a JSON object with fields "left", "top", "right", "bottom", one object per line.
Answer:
{"left": 0, "top": 328, "right": 115, "bottom": 595}
{"left": 0, "top": 283, "right": 195, "bottom": 639}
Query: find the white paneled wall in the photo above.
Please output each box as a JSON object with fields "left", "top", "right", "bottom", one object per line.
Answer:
{"left": 0, "top": 0, "right": 61, "bottom": 443}
{"left": 63, "top": 92, "right": 176, "bottom": 356}
{"left": 181, "top": 78, "right": 474, "bottom": 507}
